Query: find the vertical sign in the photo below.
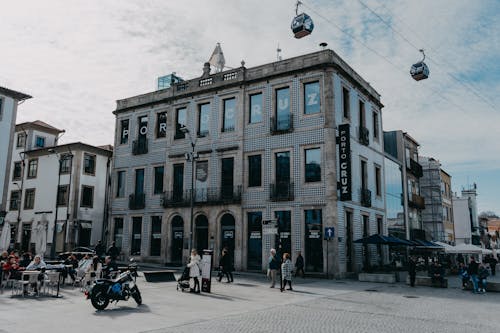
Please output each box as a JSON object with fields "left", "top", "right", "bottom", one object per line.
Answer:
{"left": 201, "top": 249, "right": 213, "bottom": 293}
{"left": 338, "top": 124, "right": 352, "bottom": 201}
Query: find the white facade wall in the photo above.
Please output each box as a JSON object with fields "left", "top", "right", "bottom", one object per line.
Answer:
{"left": 453, "top": 196, "right": 472, "bottom": 244}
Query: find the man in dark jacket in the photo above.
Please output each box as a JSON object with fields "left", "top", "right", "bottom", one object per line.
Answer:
{"left": 408, "top": 256, "right": 417, "bottom": 287}
{"left": 487, "top": 255, "right": 497, "bottom": 276}
{"left": 102, "top": 256, "right": 119, "bottom": 279}
{"left": 294, "top": 251, "right": 305, "bottom": 278}
{"left": 467, "top": 257, "right": 479, "bottom": 293}
{"left": 218, "top": 250, "right": 233, "bottom": 283}
{"left": 94, "top": 240, "right": 106, "bottom": 259}
{"left": 430, "top": 261, "right": 445, "bottom": 287}
{"left": 107, "top": 241, "right": 119, "bottom": 260}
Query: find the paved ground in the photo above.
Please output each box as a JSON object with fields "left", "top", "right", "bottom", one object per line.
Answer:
{"left": 1, "top": 272, "right": 499, "bottom": 333}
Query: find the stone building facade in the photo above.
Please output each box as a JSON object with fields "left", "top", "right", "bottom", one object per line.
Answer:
{"left": 110, "top": 50, "right": 385, "bottom": 277}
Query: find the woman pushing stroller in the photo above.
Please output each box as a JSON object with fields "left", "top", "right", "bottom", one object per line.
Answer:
{"left": 187, "top": 249, "right": 201, "bottom": 293}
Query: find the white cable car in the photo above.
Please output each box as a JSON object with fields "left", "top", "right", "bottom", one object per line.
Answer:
{"left": 291, "top": 1, "right": 314, "bottom": 39}
{"left": 410, "top": 49, "right": 429, "bottom": 81}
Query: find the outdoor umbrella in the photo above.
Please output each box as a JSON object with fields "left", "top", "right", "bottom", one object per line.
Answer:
{"left": 0, "top": 222, "right": 11, "bottom": 252}
{"left": 354, "top": 234, "right": 408, "bottom": 246}
{"left": 446, "top": 243, "right": 483, "bottom": 254}
{"left": 434, "top": 241, "right": 456, "bottom": 253}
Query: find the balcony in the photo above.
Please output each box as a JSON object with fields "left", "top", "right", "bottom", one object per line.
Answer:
{"left": 132, "top": 138, "right": 148, "bottom": 155}
{"left": 359, "top": 126, "right": 369, "bottom": 146}
{"left": 408, "top": 193, "right": 425, "bottom": 209}
{"left": 408, "top": 158, "right": 423, "bottom": 178}
{"left": 270, "top": 182, "right": 294, "bottom": 201}
{"left": 360, "top": 188, "right": 371, "bottom": 207}
{"left": 270, "top": 114, "right": 293, "bottom": 134}
{"left": 162, "top": 186, "right": 242, "bottom": 208}
{"left": 129, "top": 193, "right": 145, "bottom": 210}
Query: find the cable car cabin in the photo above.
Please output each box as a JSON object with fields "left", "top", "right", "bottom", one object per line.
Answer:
{"left": 410, "top": 61, "right": 429, "bottom": 81}
{"left": 291, "top": 13, "right": 314, "bottom": 39}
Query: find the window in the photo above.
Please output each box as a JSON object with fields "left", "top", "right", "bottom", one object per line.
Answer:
{"left": 9, "top": 190, "right": 20, "bottom": 211}
{"left": 305, "top": 148, "right": 321, "bottom": 182}
{"left": 131, "top": 217, "right": 142, "bottom": 255}
{"left": 59, "top": 154, "right": 71, "bottom": 174}
{"left": 24, "top": 188, "right": 35, "bottom": 209}
{"left": 275, "top": 87, "right": 291, "bottom": 131}
{"left": 373, "top": 111, "right": 379, "bottom": 140}
{"left": 221, "top": 158, "right": 234, "bottom": 197}
{"left": 120, "top": 119, "right": 129, "bottom": 144}
{"left": 154, "top": 166, "right": 164, "bottom": 194}
{"left": 27, "top": 159, "right": 38, "bottom": 179}
{"left": 361, "top": 160, "right": 368, "bottom": 190}
{"left": 359, "top": 100, "right": 365, "bottom": 127}
{"left": 81, "top": 186, "right": 94, "bottom": 208}
{"left": 375, "top": 165, "right": 381, "bottom": 196}
{"left": 249, "top": 93, "right": 263, "bottom": 124}
{"left": 135, "top": 169, "right": 145, "bottom": 195}
{"left": 173, "top": 164, "right": 184, "bottom": 198}
{"left": 222, "top": 98, "right": 236, "bottom": 132}
{"left": 113, "top": 218, "right": 124, "bottom": 250}
{"left": 198, "top": 103, "right": 210, "bottom": 137}
{"left": 275, "top": 151, "right": 290, "bottom": 183}
{"left": 304, "top": 81, "right": 320, "bottom": 114}
{"left": 247, "top": 212, "right": 262, "bottom": 270}
{"left": 345, "top": 210, "right": 353, "bottom": 272}
{"left": 57, "top": 185, "right": 69, "bottom": 206}
{"left": 150, "top": 216, "right": 162, "bottom": 256}
{"left": 175, "top": 108, "right": 187, "bottom": 139}
{"left": 35, "top": 136, "right": 45, "bottom": 148}
{"left": 156, "top": 112, "right": 167, "bottom": 138}
{"left": 13, "top": 161, "right": 22, "bottom": 180}
{"left": 16, "top": 133, "right": 26, "bottom": 148}
{"left": 248, "top": 155, "right": 262, "bottom": 187}
{"left": 83, "top": 153, "right": 96, "bottom": 175}
{"left": 304, "top": 209, "right": 323, "bottom": 272}
{"left": 137, "top": 115, "right": 148, "bottom": 139}
{"left": 342, "top": 87, "right": 350, "bottom": 119}
{"left": 116, "top": 170, "right": 125, "bottom": 197}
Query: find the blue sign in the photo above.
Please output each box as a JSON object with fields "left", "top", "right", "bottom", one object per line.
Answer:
{"left": 324, "top": 227, "right": 334, "bottom": 240}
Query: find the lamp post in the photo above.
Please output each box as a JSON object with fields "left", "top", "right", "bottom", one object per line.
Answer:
{"left": 180, "top": 126, "right": 198, "bottom": 253}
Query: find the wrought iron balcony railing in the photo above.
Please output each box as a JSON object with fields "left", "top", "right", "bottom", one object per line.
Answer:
{"left": 162, "top": 186, "right": 242, "bottom": 208}
{"left": 359, "top": 126, "right": 369, "bottom": 146}
{"left": 408, "top": 193, "right": 425, "bottom": 209}
{"left": 129, "top": 193, "right": 146, "bottom": 210}
{"left": 132, "top": 138, "right": 148, "bottom": 155}
{"left": 360, "top": 188, "right": 372, "bottom": 207}
{"left": 270, "top": 114, "right": 294, "bottom": 134}
{"left": 270, "top": 182, "right": 294, "bottom": 201}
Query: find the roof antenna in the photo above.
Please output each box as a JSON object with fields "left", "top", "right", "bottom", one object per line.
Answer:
{"left": 277, "top": 43, "right": 282, "bottom": 61}
{"left": 319, "top": 42, "right": 328, "bottom": 50}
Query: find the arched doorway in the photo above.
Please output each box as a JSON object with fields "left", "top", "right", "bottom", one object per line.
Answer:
{"left": 220, "top": 214, "right": 235, "bottom": 268}
{"left": 171, "top": 216, "right": 184, "bottom": 265}
{"left": 195, "top": 215, "right": 209, "bottom": 254}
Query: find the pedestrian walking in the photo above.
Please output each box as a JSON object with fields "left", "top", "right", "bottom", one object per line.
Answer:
{"left": 187, "top": 249, "right": 201, "bottom": 293}
{"left": 408, "top": 256, "right": 417, "bottom": 287}
{"left": 107, "top": 241, "right": 119, "bottom": 261}
{"left": 94, "top": 240, "right": 106, "bottom": 259}
{"left": 487, "top": 255, "right": 497, "bottom": 276}
{"left": 467, "top": 257, "right": 479, "bottom": 293}
{"left": 458, "top": 262, "right": 469, "bottom": 290}
{"left": 281, "top": 253, "right": 293, "bottom": 292}
{"left": 478, "top": 263, "right": 489, "bottom": 293}
{"left": 294, "top": 251, "right": 305, "bottom": 278}
{"left": 218, "top": 249, "right": 233, "bottom": 283}
{"left": 268, "top": 248, "right": 280, "bottom": 288}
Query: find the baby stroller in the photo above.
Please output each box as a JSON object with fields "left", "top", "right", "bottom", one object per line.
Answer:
{"left": 177, "top": 266, "right": 190, "bottom": 292}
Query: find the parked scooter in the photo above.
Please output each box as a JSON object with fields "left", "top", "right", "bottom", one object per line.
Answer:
{"left": 87, "top": 259, "right": 141, "bottom": 310}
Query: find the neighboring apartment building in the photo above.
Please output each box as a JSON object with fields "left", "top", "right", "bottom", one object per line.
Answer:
{"left": 0, "top": 87, "right": 31, "bottom": 216}
{"left": 110, "top": 49, "right": 386, "bottom": 277}
{"left": 420, "top": 157, "right": 454, "bottom": 242}
{"left": 453, "top": 184, "right": 480, "bottom": 245}
{"left": 4, "top": 121, "right": 112, "bottom": 255}
{"left": 383, "top": 131, "right": 425, "bottom": 241}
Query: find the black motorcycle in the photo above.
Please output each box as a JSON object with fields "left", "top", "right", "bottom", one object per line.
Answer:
{"left": 87, "top": 260, "right": 141, "bottom": 310}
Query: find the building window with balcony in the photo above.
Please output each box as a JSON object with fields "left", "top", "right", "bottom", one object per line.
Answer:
{"left": 304, "top": 81, "right": 320, "bottom": 114}
{"left": 271, "top": 151, "right": 293, "bottom": 201}
{"left": 59, "top": 154, "right": 71, "bottom": 174}
{"left": 84, "top": 153, "right": 96, "bottom": 175}
{"left": 131, "top": 217, "right": 142, "bottom": 255}
{"left": 248, "top": 155, "right": 262, "bottom": 187}
{"left": 359, "top": 100, "right": 365, "bottom": 127}
{"left": 361, "top": 160, "right": 368, "bottom": 190}
{"left": 27, "top": 159, "right": 38, "bottom": 179}
{"left": 116, "top": 170, "right": 125, "bottom": 198}
{"left": 24, "top": 188, "right": 35, "bottom": 210}
{"left": 274, "top": 87, "right": 292, "bottom": 132}
{"left": 35, "top": 136, "right": 45, "bottom": 148}
{"left": 154, "top": 166, "right": 164, "bottom": 195}
{"left": 198, "top": 103, "right": 210, "bottom": 137}
{"left": 9, "top": 190, "right": 20, "bottom": 211}
{"left": 57, "top": 185, "right": 69, "bottom": 206}
{"left": 373, "top": 111, "right": 379, "bottom": 141}
{"left": 222, "top": 98, "right": 236, "bottom": 132}
{"left": 16, "top": 133, "right": 26, "bottom": 148}
{"left": 360, "top": 159, "right": 371, "bottom": 207}
{"left": 175, "top": 108, "right": 187, "bottom": 139}
{"left": 342, "top": 86, "right": 350, "bottom": 119}
{"left": 81, "top": 185, "right": 94, "bottom": 208}
{"left": 173, "top": 164, "right": 184, "bottom": 200}
{"left": 249, "top": 93, "right": 263, "bottom": 124}
{"left": 305, "top": 148, "right": 321, "bottom": 182}
{"left": 13, "top": 161, "right": 22, "bottom": 180}
{"left": 375, "top": 165, "right": 381, "bottom": 196}
{"left": 156, "top": 112, "right": 167, "bottom": 138}
{"left": 120, "top": 119, "right": 129, "bottom": 144}
{"left": 221, "top": 158, "right": 234, "bottom": 199}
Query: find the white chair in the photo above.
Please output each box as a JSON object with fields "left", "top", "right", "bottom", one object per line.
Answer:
{"left": 43, "top": 272, "right": 60, "bottom": 296}
{"left": 13, "top": 272, "right": 40, "bottom": 297}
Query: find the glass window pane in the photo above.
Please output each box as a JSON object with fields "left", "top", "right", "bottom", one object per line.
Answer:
{"left": 249, "top": 93, "right": 262, "bottom": 123}
{"left": 154, "top": 166, "right": 164, "bottom": 194}
{"left": 120, "top": 119, "right": 129, "bottom": 144}
{"left": 223, "top": 98, "right": 236, "bottom": 132}
{"left": 305, "top": 209, "right": 323, "bottom": 272}
{"left": 156, "top": 112, "right": 167, "bottom": 138}
{"left": 248, "top": 155, "right": 262, "bottom": 187}
{"left": 276, "top": 88, "right": 290, "bottom": 130}
{"left": 305, "top": 148, "right": 321, "bottom": 182}
{"left": 304, "top": 82, "right": 320, "bottom": 114}
{"left": 198, "top": 103, "right": 210, "bottom": 136}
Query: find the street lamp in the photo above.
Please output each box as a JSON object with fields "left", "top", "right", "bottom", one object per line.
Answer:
{"left": 180, "top": 126, "right": 198, "bottom": 253}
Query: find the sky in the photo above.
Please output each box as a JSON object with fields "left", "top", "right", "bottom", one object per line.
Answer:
{"left": 1, "top": 0, "right": 499, "bottom": 213}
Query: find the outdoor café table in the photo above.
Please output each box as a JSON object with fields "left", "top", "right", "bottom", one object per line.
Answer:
{"left": 18, "top": 271, "right": 40, "bottom": 296}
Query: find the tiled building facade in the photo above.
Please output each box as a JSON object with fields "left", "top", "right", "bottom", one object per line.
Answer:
{"left": 110, "top": 50, "right": 385, "bottom": 277}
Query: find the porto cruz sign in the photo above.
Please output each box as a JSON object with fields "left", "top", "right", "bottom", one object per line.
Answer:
{"left": 338, "top": 124, "right": 351, "bottom": 201}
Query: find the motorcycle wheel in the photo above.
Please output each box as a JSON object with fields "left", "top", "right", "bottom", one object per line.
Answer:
{"left": 91, "top": 289, "right": 110, "bottom": 310}
{"left": 131, "top": 286, "right": 142, "bottom": 305}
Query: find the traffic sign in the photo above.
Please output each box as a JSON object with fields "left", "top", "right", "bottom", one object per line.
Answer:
{"left": 324, "top": 227, "right": 334, "bottom": 240}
